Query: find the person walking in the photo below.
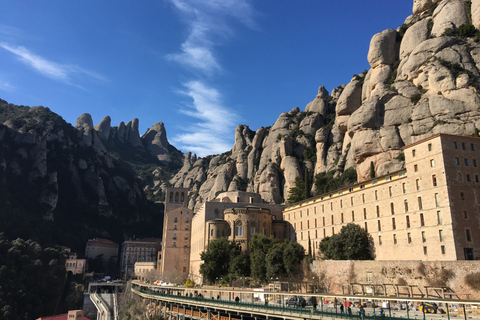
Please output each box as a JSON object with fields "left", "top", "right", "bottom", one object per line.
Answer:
{"left": 359, "top": 305, "right": 365, "bottom": 320}
{"left": 340, "top": 303, "right": 344, "bottom": 314}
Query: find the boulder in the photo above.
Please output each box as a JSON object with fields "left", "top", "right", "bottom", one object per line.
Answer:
{"left": 399, "top": 18, "right": 431, "bottom": 60}
{"left": 473, "top": 0, "right": 480, "bottom": 30}
{"left": 413, "top": 0, "right": 433, "bottom": 14}
{"left": 94, "top": 116, "right": 111, "bottom": 140}
{"left": 347, "top": 97, "right": 384, "bottom": 134}
{"left": 367, "top": 29, "right": 398, "bottom": 68}
{"left": 384, "top": 95, "right": 413, "bottom": 126}
{"left": 431, "top": 0, "right": 469, "bottom": 37}
{"left": 75, "top": 113, "right": 93, "bottom": 129}
{"left": 305, "top": 86, "right": 329, "bottom": 116}
{"left": 280, "top": 156, "right": 302, "bottom": 199}
{"left": 336, "top": 78, "right": 363, "bottom": 116}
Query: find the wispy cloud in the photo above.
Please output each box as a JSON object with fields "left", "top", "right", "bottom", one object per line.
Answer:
{"left": 0, "top": 78, "right": 14, "bottom": 92}
{"left": 167, "top": 0, "right": 256, "bottom": 75}
{"left": 0, "top": 43, "right": 107, "bottom": 84}
{"left": 171, "top": 80, "right": 240, "bottom": 156}
{"left": 167, "top": 0, "right": 256, "bottom": 156}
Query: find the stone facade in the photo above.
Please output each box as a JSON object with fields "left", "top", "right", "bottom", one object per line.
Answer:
{"left": 65, "top": 252, "right": 86, "bottom": 275}
{"left": 158, "top": 187, "right": 192, "bottom": 283}
{"left": 120, "top": 238, "right": 161, "bottom": 277}
{"left": 312, "top": 259, "right": 480, "bottom": 300}
{"left": 284, "top": 134, "right": 480, "bottom": 261}
{"left": 189, "top": 191, "right": 285, "bottom": 283}
{"left": 134, "top": 261, "right": 157, "bottom": 281}
{"left": 85, "top": 238, "right": 119, "bottom": 263}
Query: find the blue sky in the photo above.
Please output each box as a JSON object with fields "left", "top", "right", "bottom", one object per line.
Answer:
{"left": 0, "top": 1, "right": 412, "bottom": 157}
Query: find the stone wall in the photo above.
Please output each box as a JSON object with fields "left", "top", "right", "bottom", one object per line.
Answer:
{"left": 312, "top": 260, "right": 480, "bottom": 299}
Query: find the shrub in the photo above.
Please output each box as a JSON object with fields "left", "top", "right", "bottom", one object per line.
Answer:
{"left": 410, "top": 94, "right": 421, "bottom": 104}
{"left": 465, "top": 272, "right": 480, "bottom": 290}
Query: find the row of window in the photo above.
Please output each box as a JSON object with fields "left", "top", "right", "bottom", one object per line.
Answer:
{"left": 454, "top": 157, "right": 478, "bottom": 167}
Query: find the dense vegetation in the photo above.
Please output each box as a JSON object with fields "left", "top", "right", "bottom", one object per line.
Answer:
{"left": 0, "top": 234, "right": 67, "bottom": 320}
{"left": 200, "top": 234, "right": 305, "bottom": 285}
{"left": 318, "top": 223, "right": 372, "bottom": 260}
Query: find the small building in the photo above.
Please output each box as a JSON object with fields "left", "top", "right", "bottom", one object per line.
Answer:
{"left": 134, "top": 261, "right": 157, "bottom": 280}
{"left": 85, "top": 238, "right": 119, "bottom": 264}
{"left": 65, "top": 252, "right": 86, "bottom": 275}
{"left": 120, "top": 238, "right": 161, "bottom": 278}
{"left": 36, "top": 310, "right": 91, "bottom": 320}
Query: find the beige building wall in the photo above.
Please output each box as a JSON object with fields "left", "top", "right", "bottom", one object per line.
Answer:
{"left": 85, "top": 238, "right": 119, "bottom": 262}
{"left": 283, "top": 134, "right": 480, "bottom": 261}
{"left": 158, "top": 187, "right": 191, "bottom": 283}
{"left": 120, "top": 239, "right": 161, "bottom": 277}
{"left": 65, "top": 253, "right": 86, "bottom": 275}
{"left": 189, "top": 191, "right": 285, "bottom": 283}
{"left": 134, "top": 261, "right": 157, "bottom": 280}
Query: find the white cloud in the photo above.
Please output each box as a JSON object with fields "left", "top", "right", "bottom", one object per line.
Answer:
{"left": 167, "top": 0, "right": 256, "bottom": 75}
{"left": 171, "top": 81, "right": 240, "bottom": 156}
{"left": 0, "top": 79, "right": 14, "bottom": 92}
{"left": 0, "top": 43, "right": 107, "bottom": 84}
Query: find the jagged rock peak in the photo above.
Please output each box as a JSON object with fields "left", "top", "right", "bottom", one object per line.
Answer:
{"left": 75, "top": 113, "right": 93, "bottom": 129}
{"left": 143, "top": 122, "right": 169, "bottom": 147}
{"left": 95, "top": 116, "right": 111, "bottom": 140}
{"left": 125, "top": 118, "right": 142, "bottom": 147}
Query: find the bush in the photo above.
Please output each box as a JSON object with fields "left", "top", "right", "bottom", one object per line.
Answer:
{"left": 465, "top": 272, "right": 480, "bottom": 290}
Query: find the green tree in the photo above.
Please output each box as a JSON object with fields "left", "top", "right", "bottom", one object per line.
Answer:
{"left": 287, "top": 176, "right": 306, "bottom": 203}
{"left": 0, "top": 234, "right": 67, "bottom": 320}
{"left": 249, "top": 234, "right": 277, "bottom": 282}
{"left": 265, "top": 244, "right": 285, "bottom": 279}
{"left": 200, "top": 238, "right": 239, "bottom": 284}
{"left": 283, "top": 240, "right": 305, "bottom": 276}
{"left": 229, "top": 251, "right": 250, "bottom": 277}
{"left": 318, "top": 223, "right": 372, "bottom": 260}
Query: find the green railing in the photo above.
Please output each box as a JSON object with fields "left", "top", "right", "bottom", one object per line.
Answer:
{"left": 134, "top": 286, "right": 454, "bottom": 320}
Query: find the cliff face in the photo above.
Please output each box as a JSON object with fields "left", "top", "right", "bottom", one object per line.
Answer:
{"left": 0, "top": 101, "right": 182, "bottom": 250}
{"left": 170, "top": 0, "right": 480, "bottom": 209}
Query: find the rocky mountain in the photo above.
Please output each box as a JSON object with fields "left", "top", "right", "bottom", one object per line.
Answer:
{"left": 170, "top": 0, "right": 480, "bottom": 210}
{"left": 0, "top": 100, "right": 183, "bottom": 252}
{"left": 1, "top": 0, "right": 479, "bottom": 247}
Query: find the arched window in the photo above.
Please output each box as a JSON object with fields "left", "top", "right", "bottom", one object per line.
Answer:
{"left": 175, "top": 192, "right": 179, "bottom": 202}
{"left": 169, "top": 192, "right": 173, "bottom": 203}
{"left": 181, "top": 192, "right": 185, "bottom": 202}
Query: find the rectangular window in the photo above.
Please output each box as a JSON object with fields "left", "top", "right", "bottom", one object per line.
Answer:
{"left": 376, "top": 205, "right": 380, "bottom": 217}
{"left": 322, "top": 217, "right": 325, "bottom": 226}
{"left": 406, "top": 215, "right": 410, "bottom": 228}
{"left": 362, "top": 194, "right": 365, "bottom": 204}
{"left": 471, "top": 143, "right": 474, "bottom": 151}
{"left": 422, "top": 231, "right": 426, "bottom": 243}
{"left": 473, "top": 159, "right": 477, "bottom": 167}
{"left": 465, "top": 158, "right": 469, "bottom": 166}
{"left": 428, "top": 143, "right": 432, "bottom": 151}
{"left": 363, "top": 208, "right": 367, "bottom": 220}
{"left": 322, "top": 204, "right": 324, "bottom": 213}
{"left": 437, "top": 211, "right": 443, "bottom": 224}
{"left": 476, "top": 175, "right": 479, "bottom": 183}
{"left": 404, "top": 200, "right": 409, "bottom": 213}
{"left": 408, "top": 232, "right": 412, "bottom": 244}
{"left": 466, "top": 229, "right": 472, "bottom": 241}
{"left": 453, "top": 141, "right": 457, "bottom": 149}
{"left": 418, "top": 197, "right": 423, "bottom": 210}
{"left": 455, "top": 157, "right": 460, "bottom": 165}
{"left": 435, "top": 193, "right": 440, "bottom": 207}
{"left": 441, "top": 245, "right": 446, "bottom": 254}
{"left": 393, "top": 234, "right": 397, "bottom": 245}
{"left": 377, "top": 220, "right": 381, "bottom": 231}
{"left": 390, "top": 203, "right": 395, "bottom": 215}
{"left": 461, "top": 192, "right": 465, "bottom": 200}
{"left": 332, "top": 227, "right": 335, "bottom": 234}
{"left": 379, "top": 236, "right": 382, "bottom": 245}
{"left": 412, "top": 149, "right": 416, "bottom": 157}
{"left": 467, "top": 174, "right": 471, "bottom": 182}
{"left": 340, "top": 199, "right": 343, "bottom": 208}
{"left": 439, "top": 230, "right": 444, "bottom": 242}
{"left": 414, "top": 164, "right": 418, "bottom": 172}
{"left": 423, "top": 246, "right": 428, "bottom": 255}
{"left": 389, "top": 186, "right": 393, "bottom": 197}
{"left": 420, "top": 213, "right": 425, "bottom": 227}
{"left": 462, "top": 142, "right": 466, "bottom": 150}
{"left": 375, "top": 190, "right": 378, "bottom": 200}
{"left": 392, "top": 218, "right": 396, "bottom": 230}
{"left": 402, "top": 183, "right": 407, "bottom": 194}
{"left": 416, "top": 179, "right": 420, "bottom": 191}
{"left": 352, "top": 211, "right": 355, "bottom": 221}
{"left": 457, "top": 173, "right": 463, "bottom": 181}
{"left": 364, "top": 222, "right": 368, "bottom": 232}
{"left": 331, "top": 215, "right": 334, "bottom": 225}
{"left": 351, "top": 197, "right": 354, "bottom": 206}
{"left": 341, "top": 213, "right": 344, "bottom": 223}
{"left": 330, "top": 202, "right": 333, "bottom": 210}
{"left": 430, "top": 159, "right": 435, "bottom": 167}
{"left": 432, "top": 175, "right": 437, "bottom": 187}
{"left": 464, "top": 211, "right": 468, "bottom": 219}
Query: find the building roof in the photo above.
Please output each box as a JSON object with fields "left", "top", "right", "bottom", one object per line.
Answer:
{"left": 36, "top": 314, "right": 91, "bottom": 320}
